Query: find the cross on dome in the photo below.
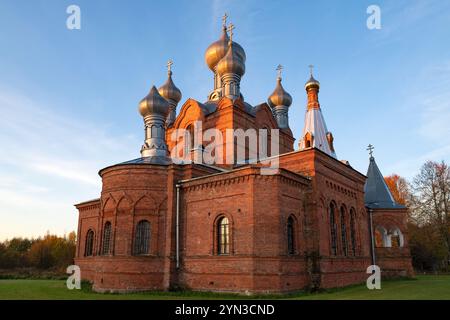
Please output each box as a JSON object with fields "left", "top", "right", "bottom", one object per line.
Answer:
{"left": 276, "top": 64, "right": 283, "bottom": 79}
{"left": 222, "top": 13, "right": 228, "bottom": 28}
{"left": 167, "top": 59, "right": 173, "bottom": 74}
{"left": 227, "top": 23, "right": 235, "bottom": 44}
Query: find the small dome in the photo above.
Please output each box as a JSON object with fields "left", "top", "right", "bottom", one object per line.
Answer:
{"left": 158, "top": 71, "right": 182, "bottom": 104}
{"left": 139, "top": 86, "right": 170, "bottom": 118}
{"left": 216, "top": 43, "right": 245, "bottom": 77}
{"left": 305, "top": 75, "right": 320, "bottom": 90}
{"left": 268, "top": 78, "right": 292, "bottom": 107}
{"left": 205, "top": 27, "right": 246, "bottom": 71}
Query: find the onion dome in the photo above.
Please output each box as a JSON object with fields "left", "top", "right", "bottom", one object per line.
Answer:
{"left": 305, "top": 74, "right": 320, "bottom": 90}
{"left": 216, "top": 43, "right": 245, "bottom": 77}
{"left": 138, "top": 86, "right": 170, "bottom": 117}
{"left": 268, "top": 77, "right": 292, "bottom": 107}
{"left": 205, "top": 27, "right": 246, "bottom": 71}
{"left": 158, "top": 69, "right": 182, "bottom": 104}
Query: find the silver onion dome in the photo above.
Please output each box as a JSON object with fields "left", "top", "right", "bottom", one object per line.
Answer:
{"left": 158, "top": 70, "right": 182, "bottom": 104}
{"left": 205, "top": 26, "right": 246, "bottom": 72}
{"left": 268, "top": 77, "right": 292, "bottom": 107}
{"left": 216, "top": 43, "right": 245, "bottom": 77}
{"left": 138, "top": 86, "right": 170, "bottom": 118}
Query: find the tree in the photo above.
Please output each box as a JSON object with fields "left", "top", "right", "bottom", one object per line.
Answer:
{"left": 384, "top": 174, "right": 410, "bottom": 206}
{"left": 410, "top": 161, "right": 450, "bottom": 269}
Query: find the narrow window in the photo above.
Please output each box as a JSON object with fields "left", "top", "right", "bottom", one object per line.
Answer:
{"left": 85, "top": 229, "right": 94, "bottom": 257}
{"left": 287, "top": 216, "right": 295, "bottom": 255}
{"left": 350, "top": 209, "right": 357, "bottom": 256}
{"left": 134, "top": 220, "right": 150, "bottom": 255}
{"left": 185, "top": 124, "right": 195, "bottom": 156}
{"left": 340, "top": 207, "right": 348, "bottom": 256}
{"left": 330, "top": 203, "right": 337, "bottom": 255}
{"left": 217, "top": 217, "right": 230, "bottom": 255}
{"left": 102, "top": 222, "right": 112, "bottom": 255}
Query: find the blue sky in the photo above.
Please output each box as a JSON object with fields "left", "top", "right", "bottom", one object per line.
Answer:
{"left": 0, "top": 0, "right": 449, "bottom": 240}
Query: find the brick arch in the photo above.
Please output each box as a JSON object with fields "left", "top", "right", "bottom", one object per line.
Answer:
{"left": 133, "top": 194, "right": 157, "bottom": 215}
{"left": 254, "top": 103, "right": 279, "bottom": 129}
{"left": 171, "top": 99, "right": 206, "bottom": 130}
{"left": 116, "top": 195, "right": 132, "bottom": 215}
{"left": 101, "top": 194, "right": 116, "bottom": 215}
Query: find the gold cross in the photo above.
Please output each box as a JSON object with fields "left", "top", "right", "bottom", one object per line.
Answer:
{"left": 227, "top": 23, "right": 235, "bottom": 42}
{"left": 276, "top": 64, "right": 283, "bottom": 79}
{"left": 167, "top": 59, "right": 173, "bottom": 74}
{"left": 308, "top": 64, "right": 314, "bottom": 76}
{"left": 222, "top": 13, "right": 228, "bottom": 28}
{"left": 367, "top": 144, "right": 375, "bottom": 157}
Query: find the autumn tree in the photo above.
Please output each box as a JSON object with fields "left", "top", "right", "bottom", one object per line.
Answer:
{"left": 410, "top": 161, "right": 450, "bottom": 269}
{"left": 384, "top": 174, "right": 410, "bottom": 206}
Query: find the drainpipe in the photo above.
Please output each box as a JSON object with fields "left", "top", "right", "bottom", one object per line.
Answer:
{"left": 368, "top": 208, "right": 376, "bottom": 266}
{"left": 176, "top": 183, "right": 181, "bottom": 269}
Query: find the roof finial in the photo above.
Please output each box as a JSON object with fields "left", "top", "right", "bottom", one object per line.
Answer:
{"left": 367, "top": 144, "right": 375, "bottom": 158}
{"left": 308, "top": 64, "right": 314, "bottom": 77}
{"left": 227, "top": 23, "right": 235, "bottom": 45}
{"left": 166, "top": 59, "right": 173, "bottom": 76}
{"left": 222, "top": 13, "right": 228, "bottom": 29}
{"left": 276, "top": 64, "right": 283, "bottom": 80}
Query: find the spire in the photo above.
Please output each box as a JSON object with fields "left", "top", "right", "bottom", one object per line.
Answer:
{"left": 305, "top": 64, "right": 320, "bottom": 110}
{"left": 364, "top": 146, "right": 404, "bottom": 209}
{"left": 298, "top": 66, "right": 336, "bottom": 158}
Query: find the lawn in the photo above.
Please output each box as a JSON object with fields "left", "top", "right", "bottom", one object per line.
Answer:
{"left": 0, "top": 275, "right": 449, "bottom": 300}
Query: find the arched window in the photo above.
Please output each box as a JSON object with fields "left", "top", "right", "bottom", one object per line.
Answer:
{"left": 217, "top": 217, "right": 230, "bottom": 255}
{"left": 340, "top": 207, "right": 348, "bottom": 256}
{"left": 329, "top": 203, "right": 337, "bottom": 255}
{"left": 185, "top": 125, "right": 195, "bottom": 156}
{"left": 101, "top": 222, "right": 112, "bottom": 255}
{"left": 287, "top": 216, "right": 295, "bottom": 255}
{"left": 85, "top": 229, "right": 94, "bottom": 257}
{"left": 349, "top": 209, "right": 357, "bottom": 256}
{"left": 304, "top": 132, "right": 313, "bottom": 148}
{"left": 390, "top": 228, "right": 404, "bottom": 248}
{"left": 134, "top": 220, "right": 150, "bottom": 255}
{"left": 375, "top": 226, "right": 388, "bottom": 247}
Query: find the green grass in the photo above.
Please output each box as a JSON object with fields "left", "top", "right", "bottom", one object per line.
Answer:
{"left": 0, "top": 276, "right": 449, "bottom": 300}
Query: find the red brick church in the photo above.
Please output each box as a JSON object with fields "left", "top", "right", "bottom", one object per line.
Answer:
{"left": 74, "top": 17, "right": 413, "bottom": 293}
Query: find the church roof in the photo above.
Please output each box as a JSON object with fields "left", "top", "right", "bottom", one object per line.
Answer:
{"left": 364, "top": 156, "right": 405, "bottom": 209}
{"left": 298, "top": 107, "right": 337, "bottom": 158}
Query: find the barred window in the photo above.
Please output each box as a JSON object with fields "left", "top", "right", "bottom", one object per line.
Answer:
{"left": 287, "top": 216, "right": 295, "bottom": 255}
{"left": 134, "top": 220, "right": 151, "bottom": 255}
{"left": 340, "top": 207, "right": 348, "bottom": 256}
{"left": 217, "top": 217, "right": 230, "bottom": 255}
{"left": 329, "top": 203, "right": 337, "bottom": 256}
{"left": 350, "top": 209, "right": 357, "bottom": 256}
{"left": 102, "top": 222, "right": 112, "bottom": 255}
{"left": 85, "top": 229, "right": 94, "bottom": 257}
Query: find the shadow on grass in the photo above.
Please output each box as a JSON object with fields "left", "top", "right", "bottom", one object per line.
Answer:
{"left": 79, "top": 276, "right": 419, "bottom": 300}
